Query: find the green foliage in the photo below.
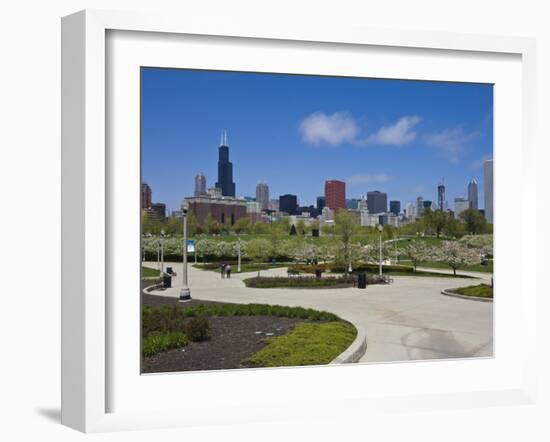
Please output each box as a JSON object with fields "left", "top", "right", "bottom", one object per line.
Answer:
{"left": 233, "top": 217, "right": 251, "bottom": 234}
{"left": 185, "top": 316, "right": 211, "bottom": 342}
{"left": 142, "top": 302, "right": 341, "bottom": 327}
{"left": 142, "top": 332, "right": 188, "bottom": 357}
{"left": 459, "top": 208, "right": 488, "bottom": 235}
{"left": 422, "top": 208, "right": 452, "bottom": 238}
{"left": 242, "top": 322, "right": 357, "bottom": 367}
{"left": 451, "top": 283, "right": 493, "bottom": 298}
{"left": 245, "top": 238, "right": 273, "bottom": 276}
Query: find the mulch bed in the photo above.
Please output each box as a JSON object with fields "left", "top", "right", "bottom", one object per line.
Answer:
{"left": 141, "top": 292, "right": 306, "bottom": 373}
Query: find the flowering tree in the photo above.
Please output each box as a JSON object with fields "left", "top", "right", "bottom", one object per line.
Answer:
{"left": 400, "top": 242, "right": 433, "bottom": 272}
{"left": 363, "top": 241, "right": 392, "bottom": 265}
{"left": 195, "top": 239, "right": 217, "bottom": 262}
{"left": 245, "top": 238, "right": 272, "bottom": 277}
{"left": 433, "top": 241, "right": 479, "bottom": 276}
{"left": 292, "top": 243, "right": 320, "bottom": 264}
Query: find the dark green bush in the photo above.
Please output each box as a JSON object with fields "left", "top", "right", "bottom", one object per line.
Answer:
{"left": 142, "top": 302, "right": 340, "bottom": 327}
{"left": 329, "top": 263, "right": 414, "bottom": 274}
{"left": 185, "top": 316, "right": 211, "bottom": 341}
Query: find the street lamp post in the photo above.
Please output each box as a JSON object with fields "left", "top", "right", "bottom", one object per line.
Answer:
{"left": 378, "top": 224, "right": 383, "bottom": 278}
{"left": 157, "top": 236, "right": 161, "bottom": 273}
{"left": 160, "top": 229, "right": 165, "bottom": 275}
{"left": 237, "top": 238, "right": 242, "bottom": 273}
{"left": 179, "top": 207, "right": 191, "bottom": 302}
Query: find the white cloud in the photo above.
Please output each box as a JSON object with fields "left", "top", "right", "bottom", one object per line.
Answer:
{"left": 299, "top": 111, "right": 358, "bottom": 146}
{"left": 424, "top": 127, "right": 478, "bottom": 163}
{"left": 367, "top": 116, "right": 421, "bottom": 146}
{"left": 348, "top": 173, "right": 391, "bottom": 185}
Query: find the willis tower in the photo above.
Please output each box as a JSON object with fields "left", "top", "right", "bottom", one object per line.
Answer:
{"left": 215, "top": 130, "right": 236, "bottom": 197}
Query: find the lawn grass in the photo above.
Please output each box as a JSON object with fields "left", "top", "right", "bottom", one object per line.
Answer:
{"left": 142, "top": 266, "right": 161, "bottom": 278}
{"left": 385, "top": 270, "right": 473, "bottom": 278}
{"left": 406, "top": 260, "right": 494, "bottom": 273}
{"left": 142, "top": 331, "right": 189, "bottom": 357}
{"left": 242, "top": 321, "right": 357, "bottom": 367}
{"left": 450, "top": 283, "right": 493, "bottom": 298}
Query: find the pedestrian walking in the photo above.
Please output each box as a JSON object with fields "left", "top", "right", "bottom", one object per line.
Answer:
{"left": 226, "top": 263, "right": 232, "bottom": 279}
{"left": 220, "top": 262, "right": 226, "bottom": 279}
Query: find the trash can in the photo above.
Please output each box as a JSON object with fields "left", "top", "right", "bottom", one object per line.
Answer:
{"left": 166, "top": 266, "right": 173, "bottom": 274}
{"left": 357, "top": 272, "right": 367, "bottom": 289}
{"left": 163, "top": 274, "right": 172, "bottom": 288}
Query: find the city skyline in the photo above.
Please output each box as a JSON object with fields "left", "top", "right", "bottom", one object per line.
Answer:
{"left": 141, "top": 68, "right": 493, "bottom": 212}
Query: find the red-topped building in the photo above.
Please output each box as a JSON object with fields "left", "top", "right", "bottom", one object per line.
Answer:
{"left": 324, "top": 180, "right": 346, "bottom": 211}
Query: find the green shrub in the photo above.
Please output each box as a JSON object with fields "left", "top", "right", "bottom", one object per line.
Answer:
{"left": 142, "top": 332, "right": 189, "bottom": 357}
{"left": 185, "top": 316, "right": 211, "bottom": 341}
{"left": 142, "top": 302, "right": 340, "bottom": 328}
{"left": 243, "top": 276, "right": 357, "bottom": 289}
{"left": 328, "top": 263, "right": 414, "bottom": 274}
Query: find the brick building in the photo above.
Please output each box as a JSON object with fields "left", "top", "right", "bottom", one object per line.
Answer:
{"left": 324, "top": 180, "right": 346, "bottom": 211}
{"left": 185, "top": 196, "right": 247, "bottom": 226}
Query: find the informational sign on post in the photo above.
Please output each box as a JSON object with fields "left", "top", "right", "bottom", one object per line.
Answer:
{"left": 187, "top": 239, "right": 195, "bottom": 253}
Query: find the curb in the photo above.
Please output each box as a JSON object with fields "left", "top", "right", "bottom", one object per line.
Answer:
{"left": 330, "top": 325, "right": 367, "bottom": 364}
{"left": 441, "top": 288, "right": 493, "bottom": 303}
{"left": 143, "top": 281, "right": 164, "bottom": 295}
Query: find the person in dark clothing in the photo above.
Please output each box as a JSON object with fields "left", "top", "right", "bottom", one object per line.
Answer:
{"left": 220, "top": 262, "right": 226, "bottom": 279}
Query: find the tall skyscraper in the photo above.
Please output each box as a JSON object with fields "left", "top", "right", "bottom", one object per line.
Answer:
{"left": 416, "top": 196, "right": 424, "bottom": 218}
{"left": 405, "top": 202, "right": 415, "bottom": 219}
{"left": 194, "top": 172, "right": 206, "bottom": 197}
{"left": 484, "top": 159, "right": 493, "bottom": 223}
{"left": 468, "top": 178, "right": 479, "bottom": 210}
{"left": 389, "top": 200, "right": 401, "bottom": 216}
{"left": 256, "top": 182, "right": 269, "bottom": 211}
{"left": 367, "top": 191, "right": 387, "bottom": 213}
{"left": 454, "top": 197, "right": 469, "bottom": 218}
{"left": 316, "top": 196, "right": 326, "bottom": 212}
{"left": 141, "top": 182, "right": 152, "bottom": 209}
{"left": 325, "top": 180, "right": 346, "bottom": 211}
{"left": 150, "top": 202, "right": 166, "bottom": 219}
{"left": 437, "top": 183, "right": 446, "bottom": 211}
{"left": 215, "top": 131, "right": 236, "bottom": 197}
{"left": 279, "top": 194, "right": 297, "bottom": 215}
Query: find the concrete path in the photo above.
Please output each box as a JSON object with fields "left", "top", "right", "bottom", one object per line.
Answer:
{"left": 144, "top": 262, "right": 493, "bottom": 363}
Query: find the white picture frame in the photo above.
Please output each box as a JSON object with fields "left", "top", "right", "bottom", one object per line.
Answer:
{"left": 61, "top": 9, "right": 537, "bottom": 433}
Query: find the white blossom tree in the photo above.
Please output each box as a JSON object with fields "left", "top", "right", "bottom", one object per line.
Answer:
{"left": 292, "top": 243, "right": 320, "bottom": 264}
{"left": 433, "top": 241, "right": 479, "bottom": 276}
{"left": 400, "top": 242, "right": 434, "bottom": 272}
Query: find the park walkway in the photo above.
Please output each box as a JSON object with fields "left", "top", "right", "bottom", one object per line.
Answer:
{"left": 144, "top": 262, "right": 493, "bottom": 363}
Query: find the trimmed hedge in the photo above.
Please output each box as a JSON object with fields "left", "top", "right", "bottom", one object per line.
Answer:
{"left": 287, "top": 262, "right": 415, "bottom": 275}
{"left": 243, "top": 276, "right": 356, "bottom": 289}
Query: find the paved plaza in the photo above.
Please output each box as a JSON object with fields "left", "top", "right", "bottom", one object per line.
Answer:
{"left": 144, "top": 262, "right": 493, "bottom": 363}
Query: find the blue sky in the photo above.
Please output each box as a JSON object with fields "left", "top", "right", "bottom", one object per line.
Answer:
{"left": 141, "top": 68, "right": 493, "bottom": 212}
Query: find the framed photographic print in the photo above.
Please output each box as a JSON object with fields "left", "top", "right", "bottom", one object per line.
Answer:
{"left": 61, "top": 9, "right": 537, "bottom": 433}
